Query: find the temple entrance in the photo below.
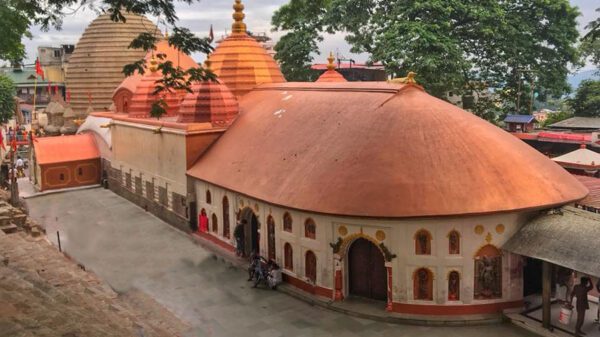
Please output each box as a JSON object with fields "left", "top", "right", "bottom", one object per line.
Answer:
{"left": 523, "top": 257, "right": 543, "bottom": 297}
{"left": 348, "top": 238, "right": 387, "bottom": 301}
{"left": 240, "top": 207, "right": 259, "bottom": 257}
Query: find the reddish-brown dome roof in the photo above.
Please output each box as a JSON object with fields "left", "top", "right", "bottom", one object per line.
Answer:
{"left": 316, "top": 70, "right": 347, "bottom": 83}
{"left": 187, "top": 82, "right": 588, "bottom": 218}
{"left": 114, "top": 40, "right": 200, "bottom": 117}
{"left": 209, "top": 1, "right": 285, "bottom": 97}
{"left": 178, "top": 81, "right": 239, "bottom": 126}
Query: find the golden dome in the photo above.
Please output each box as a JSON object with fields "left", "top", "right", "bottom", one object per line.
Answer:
{"left": 66, "top": 13, "right": 161, "bottom": 115}
{"left": 209, "top": 0, "right": 285, "bottom": 97}
{"left": 316, "top": 52, "right": 347, "bottom": 83}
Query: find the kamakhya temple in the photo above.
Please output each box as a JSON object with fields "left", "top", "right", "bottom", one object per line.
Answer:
{"left": 30, "top": 0, "right": 595, "bottom": 320}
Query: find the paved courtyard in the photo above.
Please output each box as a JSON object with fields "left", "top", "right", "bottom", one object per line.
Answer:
{"left": 27, "top": 188, "right": 537, "bottom": 337}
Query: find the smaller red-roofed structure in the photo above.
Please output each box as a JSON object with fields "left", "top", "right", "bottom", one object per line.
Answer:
{"left": 573, "top": 175, "right": 600, "bottom": 212}
{"left": 31, "top": 133, "right": 101, "bottom": 191}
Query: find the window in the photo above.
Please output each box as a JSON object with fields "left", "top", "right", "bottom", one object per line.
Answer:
{"left": 283, "top": 212, "right": 292, "bottom": 232}
{"left": 305, "top": 250, "right": 317, "bottom": 283}
{"left": 158, "top": 186, "right": 168, "bottom": 206}
{"left": 145, "top": 181, "right": 154, "bottom": 200}
{"left": 413, "top": 268, "right": 433, "bottom": 300}
{"left": 78, "top": 167, "right": 83, "bottom": 176}
{"left": 415, "top": 229, "right": 432, "bottom": 255}
{"left": 59, "top": 173, "right": 65, "bottom": 181}
{"left": 212, "top": 213, "right": 218, "bottom": 233}
{"left": 206, "top": 190, "right": 212, "bottom": 204}
{"left": 448, "top": 271, "right": 460, "bottom": 301}
{"left": 448, "top": 230, "right": 460, "bottom": 255}
{"left": 474, "top": 245, "right": 502, "bottom": 299}
{"left": 304, "top": 218, "right": 316, "bottom": 239}
{"left": 222, "top": 197, "right": 230, "bottom": 239}
{"left": 267, "top": 216, "right": 276, "bottom": 260}
{"left": 284, "top": 243, "right": 293, "bottom": 271}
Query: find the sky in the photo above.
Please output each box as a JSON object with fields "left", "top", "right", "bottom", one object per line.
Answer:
{"left": 20, "top": 0, "right": 600, "bottom": 69}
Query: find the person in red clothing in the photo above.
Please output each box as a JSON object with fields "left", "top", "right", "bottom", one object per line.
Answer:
{"left": 199, "top": 209, "right": 208, "bottom": 232}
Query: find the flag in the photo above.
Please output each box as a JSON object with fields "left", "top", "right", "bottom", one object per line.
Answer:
{"left": 208, "top": 24, "right": 214, "bottom": 43}
{"left": 66, "top": 89, "right": 71, "bottom": 103}
{"left": 35, "top": 58, "right": 45, "bottom": 80}
{"left": 54, "top": 85, "right": 58, "bottom": 95}
{"left": 0, "top": 131, "right": 5, "bottom": 151}
{"left": 11, "top": 137, "right": 16, "bottom": 152}
{"left": 47, "top": 82, "right": 51, "bottom": 97}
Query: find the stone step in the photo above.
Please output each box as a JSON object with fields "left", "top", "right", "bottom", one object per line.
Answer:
{"left": 1, "top": 223, "right": 19, "bottom": 234}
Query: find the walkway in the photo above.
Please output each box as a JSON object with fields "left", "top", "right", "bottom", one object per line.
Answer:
{"left": 27, "top": 188, "right": 537, "bottom": 337}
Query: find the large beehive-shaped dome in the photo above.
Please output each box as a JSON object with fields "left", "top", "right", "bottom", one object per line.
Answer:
{"left": 209, "top": 0, "right": 285, "bottom": 97}
{"left": 66, "top": 13, "right": 160, "bottom": 115}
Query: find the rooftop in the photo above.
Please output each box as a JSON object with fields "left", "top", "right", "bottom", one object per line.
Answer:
{"left": 33, "top": 133, "right": 99, "bottom": 165}
{"left": 549, "top": 117, "right": 600, "bottom": 130}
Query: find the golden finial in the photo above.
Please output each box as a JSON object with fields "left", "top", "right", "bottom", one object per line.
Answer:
{"left": 388, "top": 71, "right": 417, "bottom": 84}
{"left": 165, "top": 28, "right": 169, "bottom": 38}
{"left": 327, "top": 52, "right": 336, "bottom": 71}
{"left": 149, "top": 54, "right": 159, "bottom": 72}
{"left": 232, "top": 0, "right": 247, "bottom": 34}
{"left": 485, "top": 232, "right": 492, "bottom": 243}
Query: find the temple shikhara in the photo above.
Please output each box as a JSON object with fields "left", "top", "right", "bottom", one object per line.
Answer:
{"left": 29, "top": 0, "right": 593, "bottom": 321}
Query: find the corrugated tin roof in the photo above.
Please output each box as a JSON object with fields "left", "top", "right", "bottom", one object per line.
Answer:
{"left": 573, "top": 175, "right": 600, "bottom": 209}
{"left": 503, "top": 206, "right": 600, "bottom": 277}
{"left": 550, "top": 117, "right": 600, "bottom": 130}
{"left": 33, "top": 133, "right": 99, "bottom": 165}
{"left": 504, "top": 114, "right": 536, "bottom": 124}
{"left": 187, "top": 82, "right": 587, "bottom": 218}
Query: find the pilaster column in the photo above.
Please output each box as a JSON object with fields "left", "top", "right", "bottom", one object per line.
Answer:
{"left": 386, "top": 261, "right": 393, "bottom": 312}
{"left": 334, "top": 254, "right": 344, "bottom": 301}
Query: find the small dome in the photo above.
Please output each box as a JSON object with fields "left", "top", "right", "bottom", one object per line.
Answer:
{"left": 209, "top": 0, "right": 285, "bottom": 97}
{"left": 66, "top": 12, "right": 160, "bottom": 115}
{"left": 113, "top": 40, "right": 200, "bottom": 117}
{"left": 178, "top": 80, "right": 239, "bottom": 126}
{"left": 316, "top": 52, "right": 347, "bottom": 83}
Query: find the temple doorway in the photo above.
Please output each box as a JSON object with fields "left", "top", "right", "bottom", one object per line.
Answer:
{"left": 240, "top": 207, "right": 259, "bottom": 257}
{"left": 348, "top": 238, "right": 387, "bottom": 301}
{"left": 523, "top": 257, "right": 543, "bottom": 297}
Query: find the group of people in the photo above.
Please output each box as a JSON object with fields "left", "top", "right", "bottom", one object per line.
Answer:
{"left": 247, "top": 253, "right": 282, "bottom": 289}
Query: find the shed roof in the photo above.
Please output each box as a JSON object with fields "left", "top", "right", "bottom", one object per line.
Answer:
{"left": 572, "top": 175, "right": 600, "bottom": 209}
{"left": 549, "top": 117, "right": 600, "bottom": 130}
{"left": 187, "top": 82, "right": 587, "bottom": 218}
{"left": 504, "top": 114, "right": 536, "bottom": 124}
{"left": 503, "top": 206, "right": 600, "bottom": 277}
{"left": 33, "top": 133, "right": 100, "bottom": 165}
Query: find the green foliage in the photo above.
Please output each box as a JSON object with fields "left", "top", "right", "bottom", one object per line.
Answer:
{"left": 542, "top": 110, "right": 573, "bottom": 127}
{"left": 0, "top": 0, "right": 34, "bottom": 63}
{"left": 0, "top": 75, "right": 15, "bottom": 123}
{"left": 272, "top": 0, "right": 581, "bottom": 120}
{"left": 570, "top": 80, "right": 600, "bottom": 117}
{"left": 150, "top": 99, "right": 168, "bottom": 120}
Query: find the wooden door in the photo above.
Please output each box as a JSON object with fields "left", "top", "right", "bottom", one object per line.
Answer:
{"left": 348, "top": 238, "right": 387, "bottom": 301}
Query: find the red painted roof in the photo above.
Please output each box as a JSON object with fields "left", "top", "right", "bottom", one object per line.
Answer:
{"left": 187, "top": 82, "right": 587, "bottom": 218}
{"left": 33, "top": 133, "right": 99, "bottom": 165}
{"left": 573, "top": 175, "right": 600, "bottom": 209}
{"left": 315, "top": 70, "right": 347, "bottom": 83}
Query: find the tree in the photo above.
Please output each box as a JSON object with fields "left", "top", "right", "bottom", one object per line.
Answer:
{"left": 272, "top": 0, "right": 581, "bottom": 120}
{"left": 0, "top": 75, "right": 15, "bottom": 123}
{"left": 0, "top": 0, "right": 34, "bottom": 64}
{"left": 581, "top": 8, "right": 600, "bottom": 68}
{"left": 542, "top": 110, "right": 573, "bottom": 127}
{"left": 570, "top": 80, "right": 600, "bottom": 117}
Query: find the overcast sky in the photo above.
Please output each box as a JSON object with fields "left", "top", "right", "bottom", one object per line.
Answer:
{"left": 21, "top": 0, "right": 599, "bottom": 69}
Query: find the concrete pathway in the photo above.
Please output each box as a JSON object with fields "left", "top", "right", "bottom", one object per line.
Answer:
{"left": 27, "top": 188, "right": 538, "bottom": 337}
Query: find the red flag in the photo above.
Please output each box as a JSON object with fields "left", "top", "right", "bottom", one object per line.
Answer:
{"left": 66, "top": 89, "right": 71, "bottom": 103}
{"left": 11, "top": 137, "right": 16, "bottom": 152}
{"left": 35, "top": 58, "right": 45, "bottom": 80}
{"left": 0, "top": 131, "right": 5, "bottom": 151}
{"left": 47, "top": 81, "right": 51, "bottom": 97}
{"left": 209, "top": 24, "right": 214, "bottom": 43}
{"left": 54, "top": 85, "right": 59, "bottom": 95}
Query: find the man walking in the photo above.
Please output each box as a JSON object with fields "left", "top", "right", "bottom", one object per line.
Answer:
{"left": 234, "top": 219, "right": 246, "bottom": 257}
{"left": 572, "top": 276, "right": 593, "bottom": 336}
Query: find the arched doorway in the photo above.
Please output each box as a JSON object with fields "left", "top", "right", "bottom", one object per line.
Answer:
{"left": 348, "top": 238, "right": 387, "bottom": 301}
{"left": 240, "top": 207, "right": 259, "bottom": 257}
